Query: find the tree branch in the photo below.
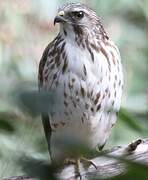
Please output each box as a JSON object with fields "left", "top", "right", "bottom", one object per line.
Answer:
{"left": 58, "top": 139, "right": 148, "bottom": 179}
{"left": 4, "top": 139, "right": 148, "bottom": 180}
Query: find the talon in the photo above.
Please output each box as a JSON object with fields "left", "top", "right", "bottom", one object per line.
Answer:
{"left": 90, "top": 160, "right": 97, "bottom": 169}
{"left": 63, "top": 156, "right": 97, "bottom": 178}
{"left": 64, "top": 158, "right": 76, "bottom": 165}
{"left": 64, "top": 158, "right": 82, "bottom": 178}
{"left": 81, "top": 157, "right": 97, "bottom": 169}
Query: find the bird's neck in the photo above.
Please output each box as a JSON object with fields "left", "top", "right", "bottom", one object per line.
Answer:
{"left": 59, "top": 24, "right": 109, "bottom": 47}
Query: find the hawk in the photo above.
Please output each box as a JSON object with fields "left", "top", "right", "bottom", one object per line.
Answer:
{"left": 38, "top": 2, "right": 123, "bottom": 171}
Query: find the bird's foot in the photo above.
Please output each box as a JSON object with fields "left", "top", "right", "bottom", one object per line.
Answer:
{"left": 64, "top": 158, "right": 82, "bottom": 179}
{"left": 64, "top": 157, "right": 97, "bottom": 179}
{"left": 64, "top": 158, "right": 76, "bottom": 165}
{"left": 80, "top": 156, "right": 97, "bottom": 169}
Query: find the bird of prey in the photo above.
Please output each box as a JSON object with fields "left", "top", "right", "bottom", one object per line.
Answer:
{"left": 38, "top": 2, "right": 123, "bottom": 175}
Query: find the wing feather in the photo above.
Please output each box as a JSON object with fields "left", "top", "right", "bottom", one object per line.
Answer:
{"left": 38, "top": 42, "right": 54, "bottom": 157}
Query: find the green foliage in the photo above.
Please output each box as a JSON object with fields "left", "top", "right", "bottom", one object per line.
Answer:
{"left": 119, "top": 108, "right": 142, "bottom": 132}
{"left": 108, "top": 158, "right": 148, "bottom": 180}
{"left": 18, "top": 156, "right": 58, "bottom": 180}
{"left": 15, "top": 87, "right": 56, "bottom": 116}
{"left": 0, "top": 0, "right": 148, "bottom": 179}
{"left": 0, "top": 112, "right": 16, "bottom": 133}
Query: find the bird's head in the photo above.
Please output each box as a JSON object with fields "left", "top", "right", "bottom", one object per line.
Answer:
{"left": 54, "top": 3, "right": 108, "bottom": 40}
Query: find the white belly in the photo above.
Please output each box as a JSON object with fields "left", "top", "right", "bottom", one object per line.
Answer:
{"left": 43, "top": 40, "right": 123, "bottom": 161}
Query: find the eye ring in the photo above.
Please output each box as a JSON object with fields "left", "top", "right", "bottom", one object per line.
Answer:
{"left": 71, "top": 11, "right": 84, "bottom": 20}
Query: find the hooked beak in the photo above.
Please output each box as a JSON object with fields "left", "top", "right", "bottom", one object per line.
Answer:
{"left": 54, "top": 16, "right": 67, "bottom": 25}
{"left": 54, "top": 11, "right": 67, "bottom": 25}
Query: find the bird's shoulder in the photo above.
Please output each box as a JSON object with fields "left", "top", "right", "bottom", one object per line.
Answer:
{"left": 38, "top": 39, "right": 56, "bottom": 89}
{"left": 38, "top": 34, "right": 66, "bottom": 88}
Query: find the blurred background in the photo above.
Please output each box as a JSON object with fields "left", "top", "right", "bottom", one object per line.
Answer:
{"left": 0, "top": 0, "right": 148, "bottom": 179}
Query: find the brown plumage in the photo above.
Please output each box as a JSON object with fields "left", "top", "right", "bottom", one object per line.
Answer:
{"left": 38, "top": 2, "right": 123, "bottom": 162}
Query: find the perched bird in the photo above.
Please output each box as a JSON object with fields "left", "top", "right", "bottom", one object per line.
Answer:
{"left": 38, "top": 2, "right": 123, "bottom": 175}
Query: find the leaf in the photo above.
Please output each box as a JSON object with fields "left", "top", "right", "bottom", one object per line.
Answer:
{"left": 119, "top": 108, "right": 142, "bottom": 132}
{"left": 0, "top": 113, "right": 15, "bottom": 133}
{"left": 0, "top": 119, "right": 14, "bottom": 133}
{"left": 18, "top": 156, "right": 58, "bottom": 180}
{"left": 52, "top": 134, "right": 97, "bottom": 160}
{"left": 14, "top": 88, "right": 57, "bottom": 116}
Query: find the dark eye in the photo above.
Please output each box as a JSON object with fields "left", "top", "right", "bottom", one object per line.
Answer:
{"left": 71, "top": 11, "right": 84, "bottom": 20}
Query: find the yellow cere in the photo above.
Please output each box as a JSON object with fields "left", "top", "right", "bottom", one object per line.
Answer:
{"left": 58, "top": 11, "right": 65, "bottom": 16}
